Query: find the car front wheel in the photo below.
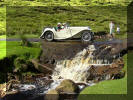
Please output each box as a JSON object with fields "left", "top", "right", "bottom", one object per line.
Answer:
{"left": 44, "top": 31, "right": 54, "bottom": 42}
{"left": 81, "top": 31, "right": 92, "bottom": 42}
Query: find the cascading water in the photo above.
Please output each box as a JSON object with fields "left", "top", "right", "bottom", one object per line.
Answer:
{"left": 4, "top": 38, "right": 126, "bottom": 100}
{"left": 52, "top": 45, "right": 112, "bottom": 83}
{"left": 6, "top": 44, "right": 119, "bottom": 99}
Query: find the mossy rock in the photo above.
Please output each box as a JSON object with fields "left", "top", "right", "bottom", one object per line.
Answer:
{"left": 45, "top": 89, "right": 59, "bottom": 100}
{"left": 14, "top": 57, "right": 28, "bottom": 72}
{"left": 55, "top": 79, "right": 79, "bottom": 93}
{"left": 31, "top": 59, "right": 54, "bottom": 74}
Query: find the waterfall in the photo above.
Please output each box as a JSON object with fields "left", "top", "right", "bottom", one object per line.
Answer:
{"left": 52, "top": 45, "right": 110, "bottom": 83}
{"left": 52, "top": 44, "right": 114, "bottom": 83}
{"left": 6, "top": 43, "right": 124, "bottom": 98}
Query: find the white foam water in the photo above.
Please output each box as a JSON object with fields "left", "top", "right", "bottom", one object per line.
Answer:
{"left": 52, "top": 45, "right": 97, "bottom": 83}
{"left": 52, "top": 44, "right": 113, "bottom": 83}
{"left": 18, "top": 84, "right": 36, "bottom": 91}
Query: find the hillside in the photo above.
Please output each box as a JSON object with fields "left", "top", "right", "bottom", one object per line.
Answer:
{"left": 0, "top": 0, "right": 132, "bottom": 36}
{"left": 1, "top": 0, "right": 132, "bottom": 6}
{"left": 6, "top": 6, "right": 127, "bottom": 38}
{"left": 0, "top": 7, "right": 5, "bottom": 35}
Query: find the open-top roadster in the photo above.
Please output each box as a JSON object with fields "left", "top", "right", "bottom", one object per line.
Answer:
{"left": 40, "top": 23, "right": 94, "bottom": 42}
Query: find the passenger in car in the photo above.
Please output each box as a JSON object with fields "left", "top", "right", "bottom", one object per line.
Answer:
{"left": 62, "top": 23, "right": 67, "bottom": 29}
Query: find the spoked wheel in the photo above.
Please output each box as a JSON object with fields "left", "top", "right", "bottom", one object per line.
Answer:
{"left": 44, "top": 31, "right": 54, "bottom": 42}
{"left": 81, "top": 31, "right": 92, "bottom": 43}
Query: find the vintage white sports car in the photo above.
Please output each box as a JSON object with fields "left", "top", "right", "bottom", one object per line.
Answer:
{"left": 40, "top": 24, "right": 94, "bottom": 42}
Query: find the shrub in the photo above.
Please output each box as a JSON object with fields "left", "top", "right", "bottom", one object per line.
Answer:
{"left": 19, "top": 34, "right": 32, "bottom": 47}
{"left": 14, "top": 57, "right": 28, "bottom": 72}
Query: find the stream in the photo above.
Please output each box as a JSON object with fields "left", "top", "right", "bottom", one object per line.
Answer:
{"left": 3, "top": 39, "right": 126, "bottom": 100}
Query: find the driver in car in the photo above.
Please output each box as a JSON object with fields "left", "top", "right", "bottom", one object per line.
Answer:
{"left": 57, "top": 23, "right": 62, "bottom": 31}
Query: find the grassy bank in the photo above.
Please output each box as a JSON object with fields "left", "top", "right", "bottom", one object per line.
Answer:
{"left": 0, "top": 41, "right": 41, "bottom": 60}
{"left": 0, "top": 34, "right": 39, "bottom": 39}
{"left": 78, "top": 54, "right": 127, "bottom": 97}
{"left": 0, "top": 41, "right": 6, "bottom": 59}
{"left": 7, "top": 34, "right": 39, "bottom": 39}
{"left": 6, "top": 41, "right": 41, "bottom": 58}
{"left": 0, "top": 41, "right": 41, "bottom": 83}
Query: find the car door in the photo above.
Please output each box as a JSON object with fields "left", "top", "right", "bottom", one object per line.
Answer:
{"left": 55, "top": 28, "right": 71, "bottom": 39}
{"left": 69, "top": 27, "right": 81, "bottom": 35}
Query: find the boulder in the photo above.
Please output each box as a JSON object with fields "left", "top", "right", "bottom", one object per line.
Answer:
{"left": 31, "top": 59, "right": 55, "bottom": 74}
{"left": 87, "top": 58, "right": 124, "bottom": 82}
{"left": 55, "top": 79, "right": 79, "bottom": 93}
{"left": 0, "top": 83, "right": 6, "bottom": 98}
{"left": 45, "top": 89, "right": 59, "bottom": 100}
{"left": 14, "top": 57, "right": 28, "bottom": 72}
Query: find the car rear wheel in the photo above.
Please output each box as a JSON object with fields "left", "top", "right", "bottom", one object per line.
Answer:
{"left": 81, "top": 31, "right": 92, "bottom": 42}
{"left": 44, "top": 31, "right": 54, "bottom": 42}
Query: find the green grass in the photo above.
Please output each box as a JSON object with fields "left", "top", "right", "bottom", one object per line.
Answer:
{"left": 0, "top": 34, "right": 39, "bottom": 39}
{"left": 0, "top": 41, "right": 6, "bottom": 59}
{"left": 115, "top": 33, "right": 127, "bottom": 39}
{"left": 78, "top": 54, "right": 127, "bottom": 96}
{"left": 0, "top": 7, "right": 6, "bottom": 35}
{"left": 2, "top": 0, "right": 132, "bottom": 6}
{"left": 0, "top": 41, "right": 41, "bottom": 59}
{"left": 0, "top": 35, "right": 6, "bottom": 39}
{"left": 7, "top": 34, "right": 39, "bottom": 39}
{"left": 79, "top": 76, "right": 127, "bottom": 94}
{"left": 6, "top": 41, "right": 41, "bottom": 58}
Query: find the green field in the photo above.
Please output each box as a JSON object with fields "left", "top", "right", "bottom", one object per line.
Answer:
{"left": 2, "top": 0, "right": 132, "bottom": 6}
{"left": 0, "top": 7, "right": 6, "bottom": 35}
{"left": 5, "top": 6, "right": 127, "bottom": 39}
{"left": 6, "top": 41, "right": 41, "bottom": 58}
{"left": 0, "top": 41, "right": 41, "bottom": 60}
{"left": 0, "top": 41, "right": 6, "bottom": 59}
{"left": 0, "top": 34, "right": 38, "bottom": 39}
{"left": 0, "top": 35, "right": 6, "bottom": 39}
{"left": 7, "top": 34, "right": 39, "bottom": 39}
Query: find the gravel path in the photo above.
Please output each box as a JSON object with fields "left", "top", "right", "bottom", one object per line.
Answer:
{"left": 0, "top": 38, "right": 129, "bottom": 50}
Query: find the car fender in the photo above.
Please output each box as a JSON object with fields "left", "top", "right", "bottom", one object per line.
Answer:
{"left": 40, "top": 28, "right": 55, "bottom": 37}
{"left": 70, "top": 29, "right": 93, "bottom": 39}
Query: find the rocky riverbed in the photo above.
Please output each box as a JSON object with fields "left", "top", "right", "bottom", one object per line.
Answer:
{"left": 1, "top": 39, "right": 127, "bottom": 100}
